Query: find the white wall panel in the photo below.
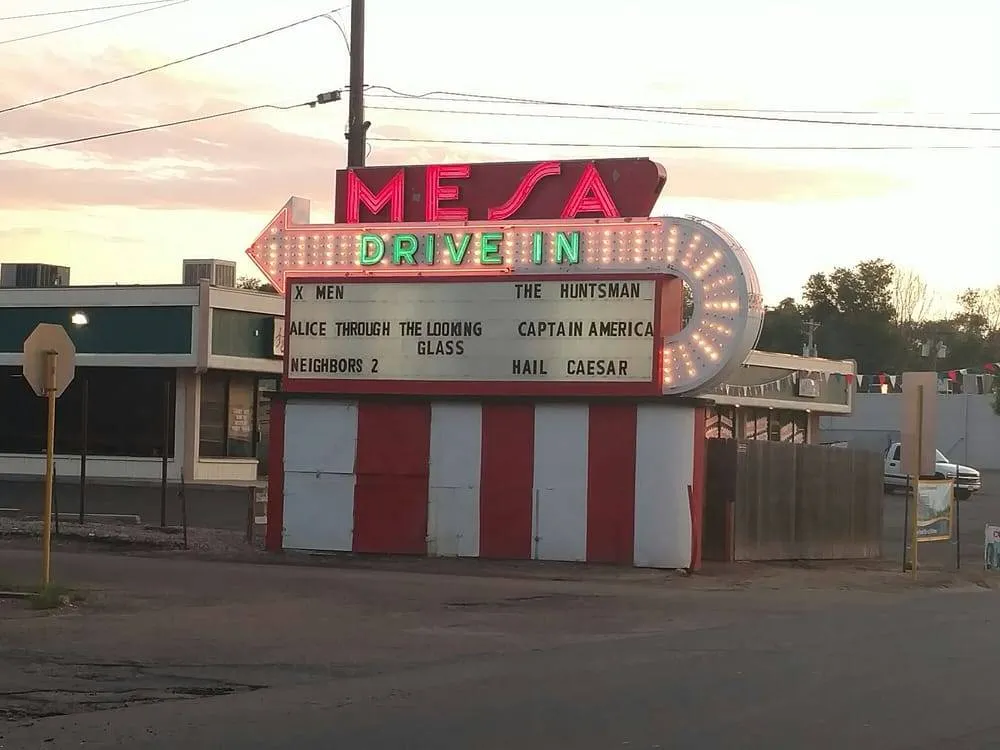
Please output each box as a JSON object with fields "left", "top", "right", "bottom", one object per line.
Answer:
{"left": 283, "top": 472, "right": 355, "bottom": 551}
{"left": 284, "top": 400, "right": 358, "bottom": 474}
{"left": 427, "top": 403, "right": 482, "bottom": 557}
{"left": 634, "top": 404, "right": 694, "bottom": 569}
{"left": 532, "top": 404, "right": 589, "bottom": 562}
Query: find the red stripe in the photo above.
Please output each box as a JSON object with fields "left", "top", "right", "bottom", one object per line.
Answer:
{"left": 586, "top": 404, "right": 638, "bottom": 564}
{"left": 353, "top": 402, "right": 431, "bottom": 554}
{"left": 479, "top": 404, "right": 535, "bottom": 559}
{"left": 689, "top": 406, "right": 707, "bottom": 570}
{"left": 265, "top": 398, "right": 285, "bottom": 552}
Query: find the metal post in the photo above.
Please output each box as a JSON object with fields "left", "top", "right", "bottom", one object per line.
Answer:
{"left": 160, "top": 378, "right": 170, "bottom": 528}
{"left": 958, "top": 393, "right": 969, "bottom": 569}
{"left": 954, "top": 480, "right": 961, "bottom": 570}
{"left": 345, "top": 0, "right": 367, "bottom": 167}
{"left": 41, "top": 351, "right": 58, "bottom": 587}
{"left": 245, "top": 485, "right": 255, "bottom": 544}
{"left": 79, "top": 375, "right": 88, "bottom": 524}
{"left": 180, "top": 473, "right": 188, "bottom": 550}
{"left": 911, "top": 384, "right": 924, "bottom": 577}
{"left": 902, "top": 475, "right": 910, "bottom": 572}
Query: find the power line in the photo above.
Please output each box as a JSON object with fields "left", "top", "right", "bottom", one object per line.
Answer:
{"left": 363, "top": 86, "right": 1000, "bottom": 133}
{"left": 0, "top": 7, "right": 344, "bottom": 116}
{"left": 369, "top": 103, "right": 999, "bottom": 144}
{"left": 367, "top": 92, "right": 1000, "bottom": 118}
{"left": 0, "top": 0, "right": 172, "bottom": 21}
{"left": 0, "top": 93, "right": 341, "bottom": 157}
{"left": 0, "top": 0, "right": 185, "bottom": 45}
{"left": 368, "top": 135, "right": 1000, "bottom": 151}
{"left": 368, "top": 103, "right": 720, "bottom": 128}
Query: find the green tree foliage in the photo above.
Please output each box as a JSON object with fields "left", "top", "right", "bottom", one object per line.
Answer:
{"left": 755, "top": 261, "right": 1000, "bottom": 375}
{"left": 757, "top": 298, "right": 803, "bottom": 355}
{"left": 237, "top": 275, "right": 278, "bottom": 294}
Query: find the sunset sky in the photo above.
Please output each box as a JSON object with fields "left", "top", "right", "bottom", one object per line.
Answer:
{"left": 1, "top": 0, "right": 998, "bottom": 308}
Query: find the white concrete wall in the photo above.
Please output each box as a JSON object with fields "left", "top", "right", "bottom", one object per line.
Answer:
{"left": 820, "top": 393, "right": 998, "bottom": 469}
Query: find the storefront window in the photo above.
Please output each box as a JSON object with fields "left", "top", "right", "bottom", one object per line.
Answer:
{"left": 706, "top": 405, "right": 737, "bottom": 439}
{"left": 742, "top": 408, "right": 769, "bottom": 440}
{"left": 706, "top": 409, "right": 720, "bottom": 438}
{"left": 199, "top": 371, "right": 259, "bottom": 458}
{"left": 718, "top": 409, "right": 735, "bottom": 439}
{"left": 0, "top": 366, "right": 174, "bottom": 457}
{"left": 775, "top": 410, "right": 809, "bottom": 443}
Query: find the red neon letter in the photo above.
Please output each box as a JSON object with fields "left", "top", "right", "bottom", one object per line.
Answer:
{"left": 487, "top": 161, "right": 562, "bottom": 220}
{"left": 346, "top": 169, "right": 404, "bottom": 222}
{"left": 425, "top": 164, "right": 470, "bottom": 222}
{"left": 561, "top": 162, "right": 621, "bottom": 218}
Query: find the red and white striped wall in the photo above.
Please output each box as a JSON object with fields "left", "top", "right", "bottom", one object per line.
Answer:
{"left": 267, "top": 399, "right": 706, "bottom": 569}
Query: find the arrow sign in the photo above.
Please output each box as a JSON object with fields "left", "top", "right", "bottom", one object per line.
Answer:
{"left": 246, "top": 198, "right": 672, "bottom": 295}
{"left": 246, "top": 197, "right": 326, "bottom": 294}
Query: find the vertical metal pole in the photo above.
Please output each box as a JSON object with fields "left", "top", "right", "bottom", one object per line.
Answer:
{"left": 902, "top": 475, "right": 910, "bottom": 572}
{"left": 903, "top": 474, "right": 912, "bottom": 573}
{"left": 160, "top": 377, "right": 170, "bottom": 527}
{"left": 954, "top": 480, "right": 961, "bottom": 570}
{"left": 911, "top": 384, "right": 924, "bottom": 577}
{"left": 345, "top": 0, "right": 367, "bottom": 167}
{"left": 958, "top": 393, "right": 969, "bottom": 569}
{"left": 78, "top": 375, "right": 88, "bottom": 524}
{"left": 180, "top": 473, "right": 188, "bottom": 550}
{"left": 41, "top": 351, "right": 58, "bottom": 588}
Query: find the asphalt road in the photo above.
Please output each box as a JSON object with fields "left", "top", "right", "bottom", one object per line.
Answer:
{"left": 0, "top": 479, "right": 250, "bottom": 530}
{"left": 1, "top": 549, "right": 1000, "bottom": 748}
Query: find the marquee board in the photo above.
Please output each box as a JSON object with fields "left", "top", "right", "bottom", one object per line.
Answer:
{"left": 283, "top": 274, "right": 664, "bottom": 396}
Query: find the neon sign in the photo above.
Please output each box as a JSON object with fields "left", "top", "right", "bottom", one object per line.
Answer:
{"left": 358, "top": 230, "right": 582, "bottom": 266}
{"left": 333, "top": 158, "right": 667, "bottom": 225}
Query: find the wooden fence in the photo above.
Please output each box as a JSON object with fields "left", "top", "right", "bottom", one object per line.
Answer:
{"left": 704, "top": 439, "right": 882, "bottom": 562}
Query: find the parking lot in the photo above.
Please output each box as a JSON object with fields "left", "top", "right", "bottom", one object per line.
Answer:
{"left": 881, "top": 470, "right": 1000, "bottom": 570}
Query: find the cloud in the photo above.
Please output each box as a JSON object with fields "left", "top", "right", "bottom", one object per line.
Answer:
{"left": 658, "top": 154, "right": 902, "bottom": 202}
{"left": 0, "top": 227, "right": 137, "bottom": 244}
{"left": 0, "top": 45, "right": 905, "bottom": 215}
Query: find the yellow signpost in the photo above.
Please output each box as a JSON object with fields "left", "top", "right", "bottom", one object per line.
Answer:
{"left": 21, "top": 323, "right": 76, "bottom": 587}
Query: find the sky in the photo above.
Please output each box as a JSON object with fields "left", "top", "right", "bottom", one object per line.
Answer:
{"left": 1, "top": 0, "right": 998, "bottom": 308}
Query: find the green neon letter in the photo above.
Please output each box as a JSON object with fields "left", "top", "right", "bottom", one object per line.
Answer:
{"left": 531, "top": 231, "right": 544, "bottom": 265}
{"left": 480, "top": 232, "right": 503, "bottom": 265}
{"left": 424, "top": 234, "right": 436, "bottom": 264}
{"left": 554, "top": 231, "right": 580, "bottom": 264}
{"left": 359, "top": 234, "right": 384, "bottom": 265}
{"left": 444, "top": 233, "right": 471, "bottom": 264}
{"left": 392, "top": 233, "right": 419, "bottom": 265}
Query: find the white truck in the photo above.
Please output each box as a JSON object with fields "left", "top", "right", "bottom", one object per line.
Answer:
{"left": 883, "top": 442, "right": 982, "bottom": 500}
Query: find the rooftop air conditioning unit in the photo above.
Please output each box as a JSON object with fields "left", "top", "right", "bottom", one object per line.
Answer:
{"left": 182, "top": 259, "right": 237, "bottom": 288}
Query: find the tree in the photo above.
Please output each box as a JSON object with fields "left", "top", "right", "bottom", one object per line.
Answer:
{"left": 956, "top": 287, "right": 1000, "bottom": 336}
{"left": 800, "top": 258, "right": 902, "bottom": 372}
{"left": 757, "top": 298, "right": 805, "bottom": 354}
{"left": 891, "top": 267, "right": 936, "bottom": 327}
{"left": 237, "top": 275, "right": 278, "bottom": 294}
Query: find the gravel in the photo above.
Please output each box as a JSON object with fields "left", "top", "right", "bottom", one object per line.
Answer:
{"left": 0, "top": 516, "right": 264, "bottom": 558}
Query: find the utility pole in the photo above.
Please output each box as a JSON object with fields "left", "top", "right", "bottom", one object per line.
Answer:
{"left": 802, "top": 319, "right": 820, "bottom": 357}
{"left": 345, "top": 0, "right": 368, "bottom": 167}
